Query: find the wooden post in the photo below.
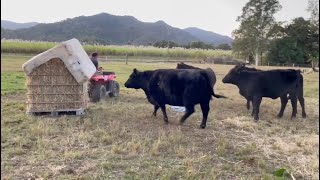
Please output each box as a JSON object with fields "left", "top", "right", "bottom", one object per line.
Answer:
{"left": 125, "top": 53, "right": 128, "bottom": 65}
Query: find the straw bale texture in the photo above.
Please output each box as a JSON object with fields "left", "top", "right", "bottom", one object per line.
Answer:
{"left": 26, "top": 58, "right": 88, "bottom": 112}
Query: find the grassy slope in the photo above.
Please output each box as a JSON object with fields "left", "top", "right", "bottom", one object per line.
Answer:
{"left": 1, "top": 54, "right": 319, "bottom": 179}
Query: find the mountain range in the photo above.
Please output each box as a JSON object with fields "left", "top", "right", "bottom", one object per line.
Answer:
{"left": 1, "top": 13, "right": 233, "bottom": 46}
{"left": 1, "top": 20, "right": 38, "bottom": 30}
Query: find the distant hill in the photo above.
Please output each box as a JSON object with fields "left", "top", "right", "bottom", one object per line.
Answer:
{"left": 1, "top": 13, "right": 233, "bottom": 46}
{"left": 1, "top": 20, "right": 38, "bottom": 30}
{"left": 184, "top": 27, "right": 233, "bottom": 45}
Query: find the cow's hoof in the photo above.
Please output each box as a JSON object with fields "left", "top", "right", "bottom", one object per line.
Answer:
{"left": 200, "top": 124, "right": 206, "bottom": 129}
{"left": 253, "top": 117, "right": 259, "bottom": 122}
{"left": 302, "top": 113, "right": 307, "bottom": 118}
{"left": 276, "top": 114, "right": 283, "bottom": 119}
{"left": 290, "top": 116, "right": 296, "bottom": 120}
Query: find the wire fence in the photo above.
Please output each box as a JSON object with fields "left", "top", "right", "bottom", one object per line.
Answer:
{"left": 3, "top": 53, "right": 317, "bottom": 68}
{"left": 101, "top": 55, "right": 317, "bottom": 68}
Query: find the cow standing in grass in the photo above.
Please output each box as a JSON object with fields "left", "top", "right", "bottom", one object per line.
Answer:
{"left": 222, "top": 64, "right": 306, "bottom": 121}
{"left": 124, "top": 68, "right": 226, "bottom": 129}
{"left": 237, "top": 64, "right": 306, "bottom": 118}
{"left": 176, "top": 62, "right": 217, "bottom": 91}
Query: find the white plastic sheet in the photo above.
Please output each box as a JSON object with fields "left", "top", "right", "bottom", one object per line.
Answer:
{"left": 170, "top": 106, "right": 186, "bottom": 112}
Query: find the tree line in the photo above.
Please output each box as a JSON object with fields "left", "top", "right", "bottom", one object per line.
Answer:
{"left": 153, "top": 40, "right": 232, "bottom": 50}
{"left": 232, "top": 0, "right": 319, "bottom": 66}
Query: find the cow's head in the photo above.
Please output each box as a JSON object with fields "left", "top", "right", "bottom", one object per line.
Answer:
{"left": 222, "top": 63, "right": 246, "bottom": 84}
{"left": 124, "top": 68, "right": 145, "bottom": 89}
{"left": 176, "top": 62, "right": 186, "bottom": 69}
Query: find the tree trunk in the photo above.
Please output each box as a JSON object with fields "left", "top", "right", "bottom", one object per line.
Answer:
{"left": 255, "top": 51, "right": 260, "bottom": 66}
{"left": 312, "top": 60, "right": 319, "bottom": 72}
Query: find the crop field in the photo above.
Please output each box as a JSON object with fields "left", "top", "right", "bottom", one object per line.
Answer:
{"left": 1, "top": 53, "right": 319, "bottom": 179}
{"left": 1, "top": 40, "right": 234, "bottom": 60}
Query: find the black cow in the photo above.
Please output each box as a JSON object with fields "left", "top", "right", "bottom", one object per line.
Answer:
{"left": 124, "top": 68, "right": 226, "bottom": 128}
{"left": 222, "top": 64, "right": 306, "bottom": 121}
{"left": 176, "top": 62, "right": 217, "bottom": 92}
{"left": 239, "top": 64, "right": 306, "bottom": 117}
{"left": 176, "top": 62, "right": 225, "bottom": 98}
{"left": 176, "top": 62, "right": 200, "bottom": 69}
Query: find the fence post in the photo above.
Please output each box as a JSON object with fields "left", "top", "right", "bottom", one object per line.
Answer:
{"left": 125, "top": 53, "right": 128, "bottom": 65}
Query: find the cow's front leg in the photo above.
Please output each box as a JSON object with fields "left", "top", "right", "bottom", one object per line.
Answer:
{"left": 160, "top": 105, "right": 169, "bottom": 123}
{"left": 180, "top": 105, "right": 195, "bottom": 124}
{"left": 153, "top": 105, "right": 160, "bottom": 117}
{"left": 252, "top": 96, "right": 262, "bottom": 121}
{"left": 277, "top": 95, "right": 288, "bottom": 118}
{"left": 246, "top": 100, "right": 251, "bottom": 110}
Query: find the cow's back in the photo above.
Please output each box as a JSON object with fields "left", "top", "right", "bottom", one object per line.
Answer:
{"left": 246, "top": 70, "right": 300, "bottom": 98}
{"left": 148, "top": 69, "right": 212, "bottom": 106}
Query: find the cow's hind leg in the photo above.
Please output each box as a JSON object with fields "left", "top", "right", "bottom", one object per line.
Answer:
{"left": 153, "top": 105, "right": 160, "bottom": 117}
{"left": 247, "top": 100, "right": 251, "bottom": 110}
{"left": 298, "top": 88, "right": 307, "bottom": 118}
{"left": 179, "top": 105, "right": 195, "bottom": 125}
{"left": 160, "top": 105, "right": 169, "bottom": 123}
{"left": 277, "top": 95, "right": 288, "bottom": 118}
{"left": 200, "top": 101, "right": 210, "bottom": 129}
{"left": 289, "top": 93, "right": 298, "bottom": 119}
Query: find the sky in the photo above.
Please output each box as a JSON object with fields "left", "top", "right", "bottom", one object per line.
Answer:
{"left": 1, "top": 0, "right": 311, "bottom": 37}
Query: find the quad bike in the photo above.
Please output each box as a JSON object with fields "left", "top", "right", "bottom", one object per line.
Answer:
{"left": 88, "top": 68, "right": 120, "bottom": 102}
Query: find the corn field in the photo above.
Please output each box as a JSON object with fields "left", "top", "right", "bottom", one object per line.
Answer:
{"left": 1, "top": 40, "right": 235, "bottom": 59}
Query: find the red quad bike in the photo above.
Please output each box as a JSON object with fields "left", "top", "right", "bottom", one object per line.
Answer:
{"left": 88, "top": 68, "right": 120, "bottom": 102}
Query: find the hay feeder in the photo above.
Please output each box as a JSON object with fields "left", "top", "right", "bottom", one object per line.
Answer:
{"left": 22, "top": 38, "right": 96, "bottom": 116}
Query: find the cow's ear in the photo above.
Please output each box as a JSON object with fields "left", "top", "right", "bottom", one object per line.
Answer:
{"left": 133, "top": 68, "right": 138, "bottom": 74}
{"left": 235, "top": 67, "right": 241, "bottom": 74}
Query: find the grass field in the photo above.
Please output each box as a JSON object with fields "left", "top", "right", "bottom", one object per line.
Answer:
{"left": 1, "top": 54, "right": 319, "bottom": 179}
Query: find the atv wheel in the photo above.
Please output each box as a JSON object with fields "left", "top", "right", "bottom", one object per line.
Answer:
{"left": 90, "top": 84, "right": 107, "bottom": 102}
{"left": 109, "top": 81, "right": 120, "bottom": 97}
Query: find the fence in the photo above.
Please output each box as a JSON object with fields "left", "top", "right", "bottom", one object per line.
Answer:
{"left": 3, "top": 53, "right": 317, "bottom": 68}
{"left": 101, "top": 55, "right": 317, "bottom": 68}
{"left": 263, "top": 62, "right": 314, "bottom": 68}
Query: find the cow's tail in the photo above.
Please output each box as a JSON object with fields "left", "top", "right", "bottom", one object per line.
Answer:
{"left": 200, "top": 71, "right": 227, "bottom": 99}
{"left": 287, "top": 70, "right": 304, "bottom": 100}
{"left": 212, "top": 91, "right": 227, "bottom": 98}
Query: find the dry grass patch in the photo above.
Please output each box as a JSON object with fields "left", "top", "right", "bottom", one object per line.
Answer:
{"left": 1, "top": 59, "right": 319, "bottom": 179}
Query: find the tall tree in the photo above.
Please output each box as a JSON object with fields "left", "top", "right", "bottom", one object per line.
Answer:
{"left": 307, "top": 0, "right": 319, "bottom": 27}
{"left": 232, "top": 0, "right": 282, "bottom": 66}
{"left": 307, "top": 0, "right": 319, "bottom": 66}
